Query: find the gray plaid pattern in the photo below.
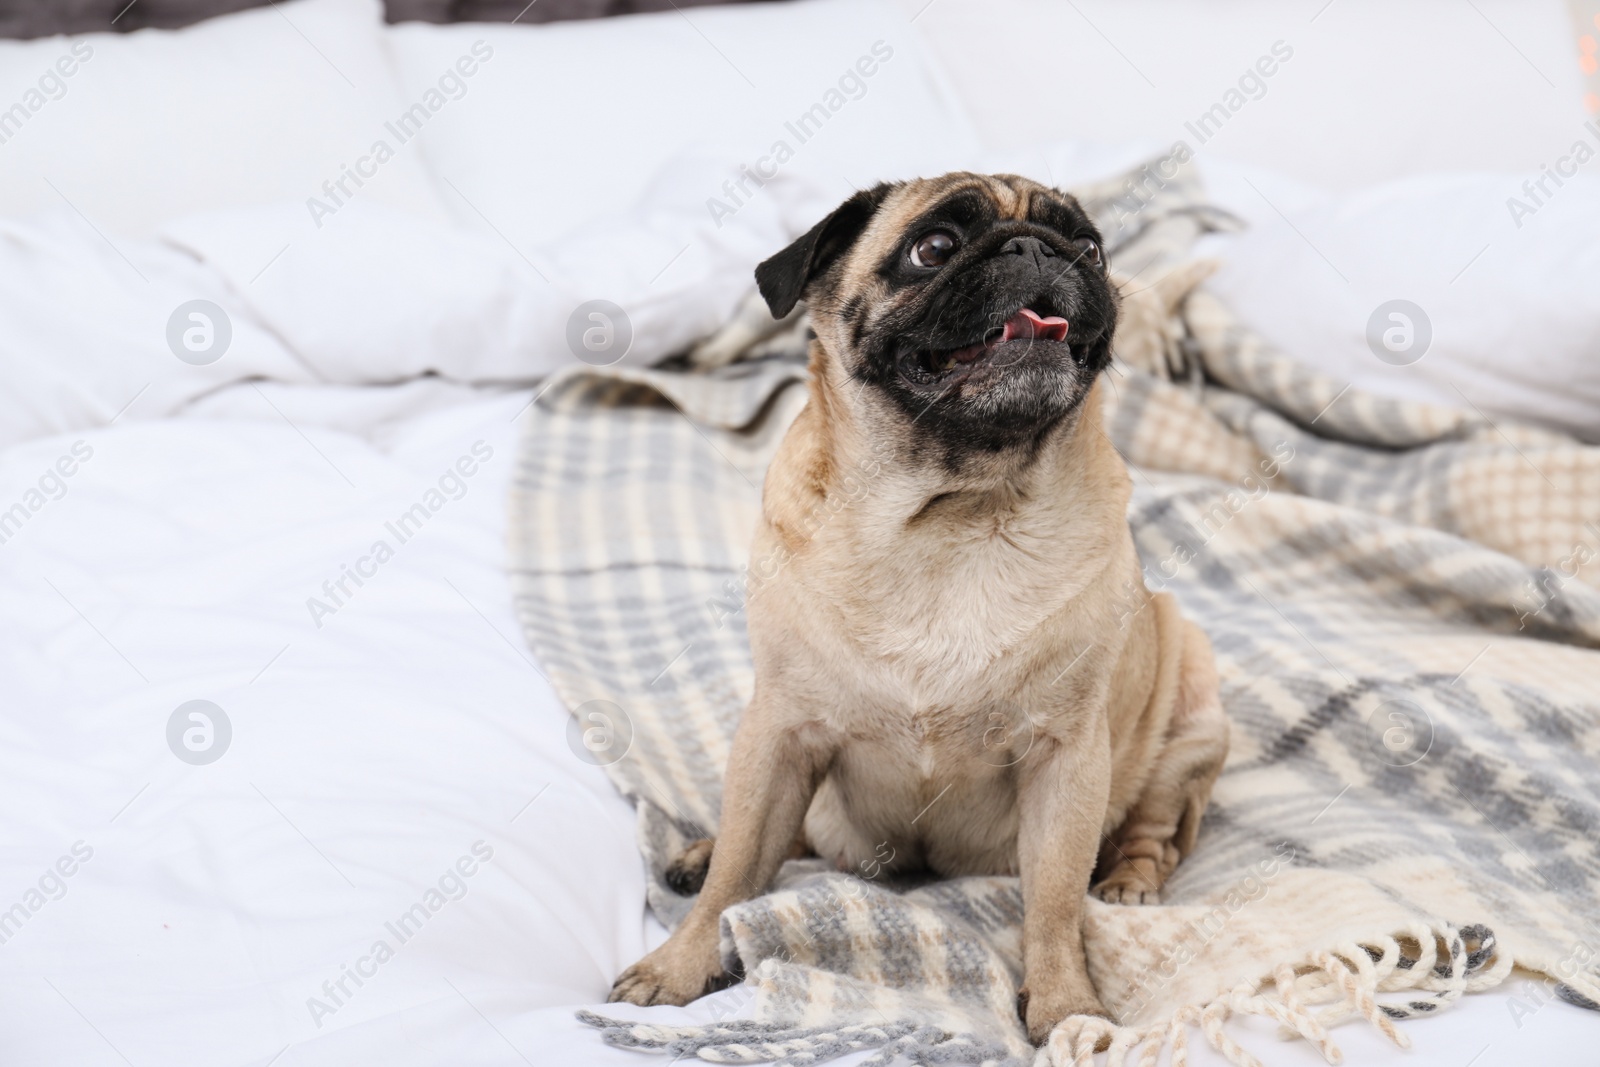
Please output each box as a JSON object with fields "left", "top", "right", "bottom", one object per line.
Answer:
{"left": 509, "top": 163, "right": 1600, "bottom": 1065}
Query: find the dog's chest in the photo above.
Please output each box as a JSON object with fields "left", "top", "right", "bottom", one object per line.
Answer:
{"left": 846, "top": 507, "right": 1078, "bottom": 693}
{"left": 812, "top": 518, "right": 1074, "bottom": 780}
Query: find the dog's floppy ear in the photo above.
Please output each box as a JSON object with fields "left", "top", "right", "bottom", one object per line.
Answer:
{"left": 755, "top": 183, "right": 894, "bottom": 319}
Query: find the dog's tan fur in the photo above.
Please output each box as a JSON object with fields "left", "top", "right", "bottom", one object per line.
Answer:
{"left": 610, "top": 175, "right": 1229, "bottom": 1043}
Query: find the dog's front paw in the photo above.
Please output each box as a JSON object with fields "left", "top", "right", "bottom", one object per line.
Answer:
{"left": 607, "top": 960, "right": 692, "bottom": 1008}
{"left": 1018, "top": 984, "right": 1112, "bottom": 1047}
{"left": 608, "top": 943, "right": 725, "bottom": 1007}
{"left": 1037, "top": 1011, "right": 1121, "bottom": 1063}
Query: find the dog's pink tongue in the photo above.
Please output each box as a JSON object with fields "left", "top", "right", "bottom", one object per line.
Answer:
{"left": 1001, "top": 308, "right": 1069, "bottom": 343}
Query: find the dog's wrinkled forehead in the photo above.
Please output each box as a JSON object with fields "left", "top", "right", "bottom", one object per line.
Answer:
{"left": 862, "top": 174, "right": 1038, "bottom": 247}
{"left": 753, "top": 172, "right": 1098, "bottom": 327}
{"left": 832, "top": 173, "right": 1078, "bottom": 306}
{"left": 864, "top": 173, "right": 1062, "bottom": 273}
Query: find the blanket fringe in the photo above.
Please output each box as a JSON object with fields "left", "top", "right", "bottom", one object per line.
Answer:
{"left": 575, "top": 1011, "right": 1019, "bottom": 1066}
{"left": 578, "top": 921, "right": 1513, "bottom": 1067}
{"left": 1042, "top": 921, "right": 1511, "bottom": 1067}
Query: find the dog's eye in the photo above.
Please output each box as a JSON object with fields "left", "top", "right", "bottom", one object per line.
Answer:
{"left": 910, "top": 230, "right": 958, "bottom": 268}
{"left": 1072, "top": 237, "right": 1102, "bottom": 268}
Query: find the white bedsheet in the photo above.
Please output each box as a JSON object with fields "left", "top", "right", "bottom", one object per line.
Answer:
{"left": 0, "top": 385, "right": 657, "bottom": 1065}
{"left": 0, "top": 381, "right": 1592, "bottom": 1066}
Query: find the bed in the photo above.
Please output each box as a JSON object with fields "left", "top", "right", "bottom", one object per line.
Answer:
{"left": 1, "top": 1, "right": 1597, "bottom": 1064}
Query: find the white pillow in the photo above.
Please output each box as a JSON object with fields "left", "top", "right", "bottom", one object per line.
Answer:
{"left": 0, "top": 213, "right": 317, "bottom": 452}
{"left": 1200, "top": 170, "right": 1600, "bottom": 442}
{"left": 161, "top": 200, "right": 560, "bottom": 385}
{"left": 902, "top": 0, "right": 1586, "bottom": 191}
{"left": 0, "top": 0, "right": 446, "bottom": 238}
{"left": 0, "top": 145, "right": 819, "bottom": 456}
{"left": 157, "top": 155, "right": 817, "bottom": 385}
{"left": 386, "top": 0, "right": 983, "bottom": 249}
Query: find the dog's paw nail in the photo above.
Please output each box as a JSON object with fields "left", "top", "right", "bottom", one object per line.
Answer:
{"left": 608, "top": 965, "right": 663, "bottom": 1007}
{"left": 1092, "top": 876, "right": 1161, "bottom": 906}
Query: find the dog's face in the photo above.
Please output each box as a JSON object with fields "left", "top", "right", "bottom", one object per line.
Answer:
{"left": 756, "top": 173, "right": 1117, "bottom": 460}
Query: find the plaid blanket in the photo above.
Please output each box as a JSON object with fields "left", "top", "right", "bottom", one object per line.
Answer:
{"left": 508, "top": 162, "right": 1600, "bottom": 1066}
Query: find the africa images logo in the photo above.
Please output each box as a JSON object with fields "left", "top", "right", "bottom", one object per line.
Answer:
{"left": 305, "top": 841, "right": 494, "bottom": 1028}
{"left": 306, "top": 42, "right": 494, "bottom": 229}
{"left": 306, "top": 441, "right": 494, "bottom": 628}
{"left": 705, "top": 40, "right": 894, "bottom": 228}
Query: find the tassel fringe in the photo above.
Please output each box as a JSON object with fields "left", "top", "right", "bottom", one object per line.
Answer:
{"left": 1041, "top": 922, "right": 1512, "bottom": 1067}
{"left": 581, "top": 921, "right": 1526, "bottom": 1067}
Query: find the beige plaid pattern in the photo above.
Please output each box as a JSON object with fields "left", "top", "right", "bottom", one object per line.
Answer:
{"left": 512, "top": 163, "right": 1600, "bottom": 1065}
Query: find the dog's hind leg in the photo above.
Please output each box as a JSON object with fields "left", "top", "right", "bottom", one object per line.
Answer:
{"left": 664, "top": 839, "right": 716, "bottom": 896}
{"left": 1092, "top": 619, "right": 1229, "bottom": 904}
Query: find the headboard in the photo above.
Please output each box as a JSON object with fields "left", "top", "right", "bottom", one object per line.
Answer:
{"left": 0, "top": 0, "right": 780, "bottom": 39}
{"left": 385, "top": 0, "right": 771, "bottom": 27}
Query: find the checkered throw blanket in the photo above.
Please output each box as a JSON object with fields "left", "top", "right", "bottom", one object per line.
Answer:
{"left": 508, "top": 161, "right": 1600, "bottom": 1066}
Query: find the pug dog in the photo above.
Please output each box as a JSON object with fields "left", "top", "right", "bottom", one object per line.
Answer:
{"left": 609, "top": 173, "right": 1230, "bottom": 1044}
